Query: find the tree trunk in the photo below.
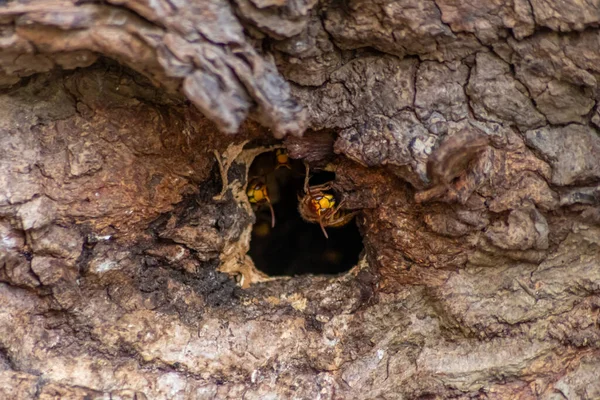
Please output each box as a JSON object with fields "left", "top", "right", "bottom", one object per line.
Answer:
{"left": 1, "top": 1, "right": 600, "bottom": 399}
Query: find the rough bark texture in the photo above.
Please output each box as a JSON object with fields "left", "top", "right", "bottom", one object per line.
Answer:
{"left": 1, "top": 0, "right": 600, "bottom": 399}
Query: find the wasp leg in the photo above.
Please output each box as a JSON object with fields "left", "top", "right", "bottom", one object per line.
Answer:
{"left": 306, "top": 183, "right": 318, "bottom": 206}
{"left": 331, "top": 198, "right": 346, "bottom": 214}
{"left": 329, "top": 210, "right": 358, "bottom": 227}
{"left": 303, "top": 161, "right": 311, "bottom": 193}
{"left": 310, "top": 182, "right": 334, "bottom": 192}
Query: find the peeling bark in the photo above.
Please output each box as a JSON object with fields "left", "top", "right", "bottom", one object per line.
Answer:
{"left": 1, "top": 0, "right": 600, "bottom": 399}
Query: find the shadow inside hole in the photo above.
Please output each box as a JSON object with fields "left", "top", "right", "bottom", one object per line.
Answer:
{"left": 248, "top": 152, "right": 363, "bottom": 276}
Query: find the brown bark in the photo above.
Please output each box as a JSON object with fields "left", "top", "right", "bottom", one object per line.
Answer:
{"left": 1, "top": 0, "right": 600, "bottom": 399}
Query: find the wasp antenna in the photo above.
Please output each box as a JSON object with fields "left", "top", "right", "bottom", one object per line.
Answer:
{"left": 266, "top": 196, "right": 276, "bottom": 228}
{"left": 318, "top": 215, "right": 329, "bottom": 239}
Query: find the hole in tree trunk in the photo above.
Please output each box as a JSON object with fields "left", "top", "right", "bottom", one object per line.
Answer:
{"left": 247, "top": 151, "right": 363, "bottom": 276}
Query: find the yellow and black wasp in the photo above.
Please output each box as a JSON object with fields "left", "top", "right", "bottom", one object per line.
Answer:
{"left": 247, "top": 148, "right": 357, "bottom": 238}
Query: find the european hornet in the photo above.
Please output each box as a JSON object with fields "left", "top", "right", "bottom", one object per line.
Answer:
{"left": 275, "top": 148, "right": 291, "bottom": 170}
{"left": 246, "top": 148, "right": 295, "bottom": 229}
{"left": 247, "top": 178, "right": 275, "bottom": 228}
{"left": 298, "top": 168, "right": 358, "bottom": 239}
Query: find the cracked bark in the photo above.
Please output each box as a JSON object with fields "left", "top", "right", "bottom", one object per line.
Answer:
{"left": 1, "top": 0, "right": 600, "bottom": 399}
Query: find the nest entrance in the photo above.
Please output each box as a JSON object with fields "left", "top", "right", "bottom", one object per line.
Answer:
{"left": 246, "top": 151, "right": 363, "bottom": 276}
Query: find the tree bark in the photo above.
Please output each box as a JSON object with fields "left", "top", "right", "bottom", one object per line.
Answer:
{"left": 1, "top": 0, "right": 600, "bottom": 399}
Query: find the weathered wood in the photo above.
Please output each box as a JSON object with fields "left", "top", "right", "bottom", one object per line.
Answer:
{"left": 1, "top": 0, "right": 600, "bottom": 399}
